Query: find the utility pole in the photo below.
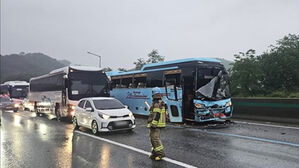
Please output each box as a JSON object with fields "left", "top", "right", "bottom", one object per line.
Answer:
{"left": 87, "top": 51, "right": 102, "bottom": 68}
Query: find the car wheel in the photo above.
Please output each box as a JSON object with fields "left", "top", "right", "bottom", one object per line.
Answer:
{"left": 91, "top": 121, "right": 98, "bottom": 135}
{"left": 73, "top": 117, "right": 79, "bottom": 130}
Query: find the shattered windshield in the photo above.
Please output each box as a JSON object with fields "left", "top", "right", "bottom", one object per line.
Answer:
{"left": 195, "top": 70, "right": 231, "bottom": 100}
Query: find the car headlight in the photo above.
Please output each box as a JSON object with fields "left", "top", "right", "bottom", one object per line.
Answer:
{"left": 129, "top": 112, "right": 134, "bottom": 118}
{"left": 195, "top": 103, "right": 205, "bottom": 109}
{"left": 14, "top": 103, "right": 20, "bottom": 108}
{"left": 99, "top": 113, "right": 110, "bottom": 120}
{"left": 225, "top": 101, "right": 232, "bottom": 107}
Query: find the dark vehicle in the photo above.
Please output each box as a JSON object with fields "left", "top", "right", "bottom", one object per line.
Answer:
{"left": 0, "top": 96, "right": 19, "bottom": 112}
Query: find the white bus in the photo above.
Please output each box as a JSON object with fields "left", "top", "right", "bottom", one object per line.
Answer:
{"left": 29, "top": 66, "right": 110, "bottom": 121}
{"left": 0, "top": 81, "right": 29, "bottom": 111}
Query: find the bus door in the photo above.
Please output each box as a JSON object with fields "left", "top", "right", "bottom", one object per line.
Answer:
{"left": 164, "top": 73, "right": 182, "bottom": 122}
{"left": 180, "top": 68, "right": 196, "bottom": 121}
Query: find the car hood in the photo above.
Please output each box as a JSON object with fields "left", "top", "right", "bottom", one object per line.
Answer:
{"left": 96, "top": 108, "right": 130, "bottom": 117}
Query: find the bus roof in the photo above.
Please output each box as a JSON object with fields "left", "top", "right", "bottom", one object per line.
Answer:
{"left": 141, "top": 57, "right": 220, "bottom": 71}
{"left": 30, "top": 65, "right": 103, "bottom": 81}
{"left": 50, "top": 65, "right": 102, "bottom": 74}
{"left": 3, "top": 81, "right": 29, "bottom": 86}
{"left": 106, "top": 57, "right": 221, "bottom": 77}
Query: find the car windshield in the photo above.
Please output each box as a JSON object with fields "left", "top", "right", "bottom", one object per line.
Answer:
{"left": 93, "top": 99, "right": 125, "bottom": 110}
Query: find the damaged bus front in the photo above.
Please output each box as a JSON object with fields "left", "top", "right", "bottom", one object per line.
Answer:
{"left": 194, "top": 69, "right": 232, "bottom": 122}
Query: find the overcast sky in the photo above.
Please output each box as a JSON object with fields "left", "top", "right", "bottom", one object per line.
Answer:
{"left": 1, "top": 0, "right": 299, "bottom": 69}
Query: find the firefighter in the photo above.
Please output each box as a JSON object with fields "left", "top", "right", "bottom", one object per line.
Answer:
{"left": 147, "top": 87, "right": 167, "bottom": 161}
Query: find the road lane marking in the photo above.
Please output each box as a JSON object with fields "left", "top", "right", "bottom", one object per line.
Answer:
{"left": 75, "top": 130, "right": 197, "bottom": 168}
{"left": 234, "top": 121, "right": 299, "bottom": 130}
{"left": 188, "top": 128, "right": 299, "bottom": 148}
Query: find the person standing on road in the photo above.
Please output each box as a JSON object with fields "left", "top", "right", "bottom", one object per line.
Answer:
{"left": 147, "top": 87, "right": 167, "bottom": 161}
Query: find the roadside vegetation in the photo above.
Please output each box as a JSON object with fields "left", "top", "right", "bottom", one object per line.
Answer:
{"left": 229, "top": 34, "right": 299, "bottom": 98}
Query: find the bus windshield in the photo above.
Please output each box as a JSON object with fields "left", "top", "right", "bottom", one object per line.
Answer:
{"left": 195, "top": 69, "right": 230, "bottom": 100}
{"left": 68, "top": 71, "right": 109, "bottom": 100}
{"left": 10, "top": 86, "right": 29, "bottom": 99}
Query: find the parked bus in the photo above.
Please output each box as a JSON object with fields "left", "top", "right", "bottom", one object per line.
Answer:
{"left": 106, "top": 58, "right": 232, "bottom": 123}
{"left": 0, "top": 81, "right": 29, "bottom": 111}
{"left": 29, "top": 66, "right": 110, "bottom": 120}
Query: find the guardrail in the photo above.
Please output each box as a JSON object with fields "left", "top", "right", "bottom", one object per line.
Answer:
{"left": 232, "top": 98, "right": 299, "bottom": 124}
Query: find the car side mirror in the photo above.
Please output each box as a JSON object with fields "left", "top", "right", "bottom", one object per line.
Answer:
{"left": 85, "top": 107, "right": 94, "bottom": 112}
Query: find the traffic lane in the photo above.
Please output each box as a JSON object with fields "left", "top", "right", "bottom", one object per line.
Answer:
{"left": 89, "top": 119, "right": 299, "bottom": 168}
{"left": 3, "top": 111, "right": 299, "bottom": 168}
{"left": 1, "top": 111, "right": 73, "bottom": 168}
{"left": 1, "top": 111, "right": 183, "bottom": 168}
{"left": 72, "top": 132, "right": 181, "bottom": 168}
{"left": 192, "top": 119, "right": 299, "bottom": 145}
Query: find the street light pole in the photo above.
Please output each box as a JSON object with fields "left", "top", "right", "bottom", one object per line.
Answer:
{"left": 87, "top": 51, "right": 102, "bottom": 68}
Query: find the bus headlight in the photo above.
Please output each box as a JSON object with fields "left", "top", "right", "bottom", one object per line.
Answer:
{"left": 225, "top": 101, "right": 232, "bottom": 107}
{"left": 99, "top": 114, "right": 110, "bottom": 120}
{"left": 195, "top": 103, "right": 205, "bottom": 109}
{"left": 129, "top": 112, "right": 134, "bottom": 118}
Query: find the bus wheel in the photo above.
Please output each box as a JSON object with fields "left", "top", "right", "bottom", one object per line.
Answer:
{"left": 91, "top": 121, "right": 98, "bottom": 135}
{"left": 73, "top": 117, "right": 79, "bottom": 130}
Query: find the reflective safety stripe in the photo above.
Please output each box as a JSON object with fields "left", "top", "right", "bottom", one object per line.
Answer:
{"left": 151, "top": 120, "right": 158, "bottom": 126}
{"left": 154, "top": 145, "right": 164, "bottom": 152}
{"left": 148, "top": 104, "right": 166, "bottom": 128}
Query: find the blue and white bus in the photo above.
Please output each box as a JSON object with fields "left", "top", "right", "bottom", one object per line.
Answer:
{"left": 107, "top": 58, "right": 232, "bottom": 123}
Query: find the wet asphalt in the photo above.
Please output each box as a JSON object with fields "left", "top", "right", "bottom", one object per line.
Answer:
{"left": 1, "top": 110, "right": 299, "bottom": 168}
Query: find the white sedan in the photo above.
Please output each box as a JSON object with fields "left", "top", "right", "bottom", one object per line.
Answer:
{"left": 73, "top": 97, "right": 136, "bottom": 134}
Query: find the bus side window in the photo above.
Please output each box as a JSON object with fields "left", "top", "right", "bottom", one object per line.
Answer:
{"left": 112, "top": 79, "right": 120, "bottom": 88}
{"left": 146, "top": 71, "right": 163, "bottom": 87}
{"left": 134, "top": 77, "right": 146, "bottom": 88}
{"left": 121, "top": 78, "right": 132, "bottom": 88}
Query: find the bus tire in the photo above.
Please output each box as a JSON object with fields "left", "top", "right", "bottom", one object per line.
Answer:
{"left": 73, "top": 117, "right": 79, "bottom": 130}
{"left": 55, "top": 104, "right": 62, "bottom": 122}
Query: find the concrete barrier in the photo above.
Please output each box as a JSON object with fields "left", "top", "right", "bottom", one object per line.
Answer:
{"left": 232, "top": 98, "right": 299, "bottom": 124}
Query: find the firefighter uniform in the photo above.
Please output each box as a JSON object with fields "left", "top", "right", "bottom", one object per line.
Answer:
{"left": 147, "top": 87, "right": 167, "bottom": 161}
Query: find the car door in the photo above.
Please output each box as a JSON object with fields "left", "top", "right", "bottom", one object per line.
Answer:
{"left": 76, "top": 100, "right": 86, "bottom": 125}
{"left": 82, "top": 100, "right": 94, "bottom": 128}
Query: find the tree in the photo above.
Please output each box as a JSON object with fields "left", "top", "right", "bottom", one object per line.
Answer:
{"left": 230, "top": 49, "right": 264, "bottom": 96}
{"left": 146, "top": 49, "right": 165, "bottom": 64}
{"left": 134, "top": 58, "right": 147, "bottom": 70}
{"left": 134, "top": 49, "right": 165, "bottom": 70}
{"left": 259, "top": 34, "right": 299, "bottom": 93}
{"left": 229, "top": 34, "right": 299, "bottom": 97}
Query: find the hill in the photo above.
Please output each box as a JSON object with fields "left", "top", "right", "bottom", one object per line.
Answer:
{"left": 0, "top": 53, "right": 70, "bottom": 82}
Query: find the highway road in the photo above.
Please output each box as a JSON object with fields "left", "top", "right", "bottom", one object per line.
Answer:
{"left": 1, "top": 110, "right": 299, "bottom": 168}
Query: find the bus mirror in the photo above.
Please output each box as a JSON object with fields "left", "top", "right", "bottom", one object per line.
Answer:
{"left": 63, "top": 75, "right": 68, "bottom": 79}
